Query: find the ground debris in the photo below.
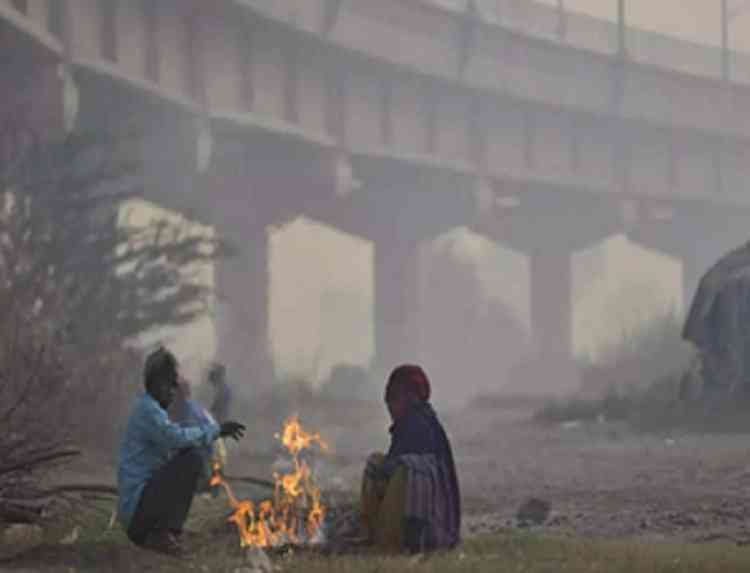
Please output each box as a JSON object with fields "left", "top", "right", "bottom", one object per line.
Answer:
{"left": 0, "top": 523, "right": 44, "bottom": 560}
{"left": 244, "top": 545, "right": 273, "bottom": 573}
{"left": 516, "top": 497, "right": 551, "bottom": 526}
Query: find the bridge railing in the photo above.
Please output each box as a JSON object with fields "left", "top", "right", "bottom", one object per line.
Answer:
{"left": 444, "top": 0, "right": 750, "bottom": 85}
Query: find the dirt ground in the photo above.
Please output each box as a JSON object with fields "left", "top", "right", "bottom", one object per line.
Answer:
{"left": 449, "top": 405, "right": 750, "bottom": 545}
{"left": 5, "top": 399, "right": 750, "bottom": 571}
{"left": 45, "top": 401, "right": 750, "bottom": 545}
{"left": 298, "top": 401, "right": 750, "bottom": 546}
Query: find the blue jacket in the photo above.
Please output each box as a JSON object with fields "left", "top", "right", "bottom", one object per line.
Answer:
{"left": 117, "top": 393, "right": 219, "bottom": 527}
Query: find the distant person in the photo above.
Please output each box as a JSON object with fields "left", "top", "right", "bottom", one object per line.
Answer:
{"left": 118, "top": 347, "right": 246, "bottom": 556}
{"left": 168, "top": 377, "right": 226, "bottom": 494}
{"left": 208, "top": 362, "right": 232, "bottom": 424}
{"left": 359, "top": 364, "right": 461, "bottom": 553}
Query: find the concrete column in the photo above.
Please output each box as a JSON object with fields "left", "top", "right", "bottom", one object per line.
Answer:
{"left": 530, "top": 249, "right": 573, "bottom": 361}
{"left": 0, "top": 37, "right": 63, "bottom": 140}
{"left": 527, "top": 248, "right": 579, "bottom": 393}
{"left": 557, "top": 0, "right": 567, "bottom": 41}
{"left": 208, "top": 139, "right": 278, "bottom": 394}
{"left": 214, "top": 220, "right": 274, "bottom": 392}
{"left": 617, "top": 0, "right": 626, "bottom": 57}
{"left": 373, "top": 235, "right": 422, "bottom": 374}
{"left": 722, "top": 0, "right": 730, "bottom": 83}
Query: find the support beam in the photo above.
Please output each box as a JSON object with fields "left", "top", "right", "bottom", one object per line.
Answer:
{"left": 324, "top": 56, "right": 347, "bottom": 143}
{"left": 380, "top": 75, "right": 393, "bottom": 147}
{"left": 0, "top": 33, "right": 64, "bottom": 139}
{"left": 214, "top": 221, "right": 274, "bottom": 391}
{"left": 526, "top": 248, "right": 579, "bottom": 394}
{"left": 617, "top": 0, "right": 626, "bottom": 57}
{"left": 722, "top": 0, "right": 730, "bottom": 83}
{"left": 240, "top": 13, "right": 256, "bottom": 112}
{"left": 100, "top": 0, "right": 118, "bottom": 62}
{"left": 457, "top": 0, "right": 478, "bottom": 79}
{"left": 523, "top": 106, "right": 536, "bottom": 169}
{"left": 468, "top": 94, "right": 487, "bottom": 169}
{"left": 322, "top": 0, "right": 344, "bottom": 37}
{"left": 557, "top": 0, "right": 567, "bottom": 41}
{"left": 424, "top": 81, "right": 438, "bottom": 155}
{"left": 373, "top": 235, "right": 422, "bottom": 374}
{"left": 284, "top": 33, "right": 300, "bottom": 124}
{"left": 530, "top": 249, "right": 573, "bottom": 363}
{"left": 143, "top": 0, "right": 159, "bottom": 83}
{"left": 187, "top": 10, "right": 206, "bottom": 105}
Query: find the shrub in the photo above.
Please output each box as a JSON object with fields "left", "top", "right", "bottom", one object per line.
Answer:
{"left": 578, "top": 309, "right": 694, "bottom": 398}
{"left": 534, "top": 310, "right": 707, "bottom": 432}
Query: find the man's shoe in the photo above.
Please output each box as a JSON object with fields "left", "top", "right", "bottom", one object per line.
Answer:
{"left": 142, "top": 529, "right": 185, "bottom": 557}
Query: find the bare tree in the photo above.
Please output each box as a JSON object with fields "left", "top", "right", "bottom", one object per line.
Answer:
{"left": 0, "top": 121, "right": 229, "bottom": 521}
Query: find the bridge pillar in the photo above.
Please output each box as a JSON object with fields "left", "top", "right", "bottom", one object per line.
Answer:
{"left": 472, "top": 191, "right": 623, "bottom": 394}
{"left": 0, "top": 31, "right": 63, "bottom": 138}
{"left": 530, "top": 248, "right": 573, "bottom": 366}
{"left": 207, "top": 139, "right": 280, "bottom": 394}
{"left": 522, "top": 247, "right": 579, "bottom": 394}
{"left": 372, "top": 234, "right": 422, "bottom": 376}
{"left": 213, "top": 219, "right": 274, "bottom": 392}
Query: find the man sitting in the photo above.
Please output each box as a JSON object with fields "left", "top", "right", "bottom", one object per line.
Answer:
{"left": 360, "top": 364, "right": 461, "bottom": 553}
{"left": 117, "top": 347, "right": 245, "bottom": 556}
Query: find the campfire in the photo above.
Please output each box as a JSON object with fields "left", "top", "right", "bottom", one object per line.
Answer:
{"left": 211, "top": 415, "right": 330, "bottom": 548}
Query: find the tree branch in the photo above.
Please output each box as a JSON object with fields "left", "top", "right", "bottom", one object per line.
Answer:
{"left": 0, "top": 449, "right": 80, "bottom": 476}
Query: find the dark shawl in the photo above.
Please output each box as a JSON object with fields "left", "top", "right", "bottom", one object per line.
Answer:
{"left": 381, "top": 402, "right": 461, "bottom": 552}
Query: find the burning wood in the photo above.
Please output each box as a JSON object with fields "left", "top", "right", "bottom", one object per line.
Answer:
{"left": 211, "top": 415, "right": 329, "bottom": 548}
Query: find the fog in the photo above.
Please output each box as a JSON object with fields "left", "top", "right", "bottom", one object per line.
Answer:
{"left": 154, "top": 0, "right": 750, "bottom": 407}
{"left": 8, "top": 2, "right": 750, "bottom": 564}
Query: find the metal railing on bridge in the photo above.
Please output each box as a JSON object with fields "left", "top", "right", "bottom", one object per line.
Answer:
{"left": 426, "top": 0, "right": 750, "bottom": 85}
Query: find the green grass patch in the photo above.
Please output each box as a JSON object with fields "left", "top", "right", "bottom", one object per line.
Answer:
{"left": 283, "top": 535, "right": 750, "bottom": 573}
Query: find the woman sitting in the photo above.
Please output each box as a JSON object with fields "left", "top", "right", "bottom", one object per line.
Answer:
{"left": 360, "top": 364, "right": 461, "bottom": 553}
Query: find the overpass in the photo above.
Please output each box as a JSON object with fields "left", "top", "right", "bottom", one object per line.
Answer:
{"left": 2, "top": 0, "right": 750, "bottom": 391}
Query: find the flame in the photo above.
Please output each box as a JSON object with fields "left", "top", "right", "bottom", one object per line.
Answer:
{"left": 212, "top": 415, "right": 329, "bottom": 548}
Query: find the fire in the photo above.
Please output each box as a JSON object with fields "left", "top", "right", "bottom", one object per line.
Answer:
{"left": 211, "top": 415, "right": 329, "bottom": 548}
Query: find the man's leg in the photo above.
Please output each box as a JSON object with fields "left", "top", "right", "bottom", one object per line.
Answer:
{"left": 127, "top": 448, "right": 203, "bottom": 546}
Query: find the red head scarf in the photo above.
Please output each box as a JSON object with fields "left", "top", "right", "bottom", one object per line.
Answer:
{"left": 385, "top": 364, "right": 431, "bottom": 403}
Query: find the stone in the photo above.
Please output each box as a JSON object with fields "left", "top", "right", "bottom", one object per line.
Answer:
{"left": 516, "top": 498, "right": 551, "bottom": 526}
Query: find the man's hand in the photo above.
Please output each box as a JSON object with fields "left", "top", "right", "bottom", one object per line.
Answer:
{"left": 219, "top": 421, "right": 246, "bottom": 441}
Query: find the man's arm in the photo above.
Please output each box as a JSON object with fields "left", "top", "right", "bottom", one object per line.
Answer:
{"left": 145, "top": 402, "right": 220, "bottom": 451}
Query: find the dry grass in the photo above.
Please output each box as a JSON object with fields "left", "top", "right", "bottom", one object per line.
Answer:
{"left": 5, "top": 495, "right": 750, "bottom": 572}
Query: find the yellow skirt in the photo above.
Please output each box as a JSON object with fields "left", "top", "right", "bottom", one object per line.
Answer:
{"left": 360, "top": 452, "right": 408, "bottom": 553}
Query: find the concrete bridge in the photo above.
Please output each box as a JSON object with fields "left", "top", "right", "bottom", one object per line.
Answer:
{"left": 3, "top": 0, "right": 750, "bottom": 392}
